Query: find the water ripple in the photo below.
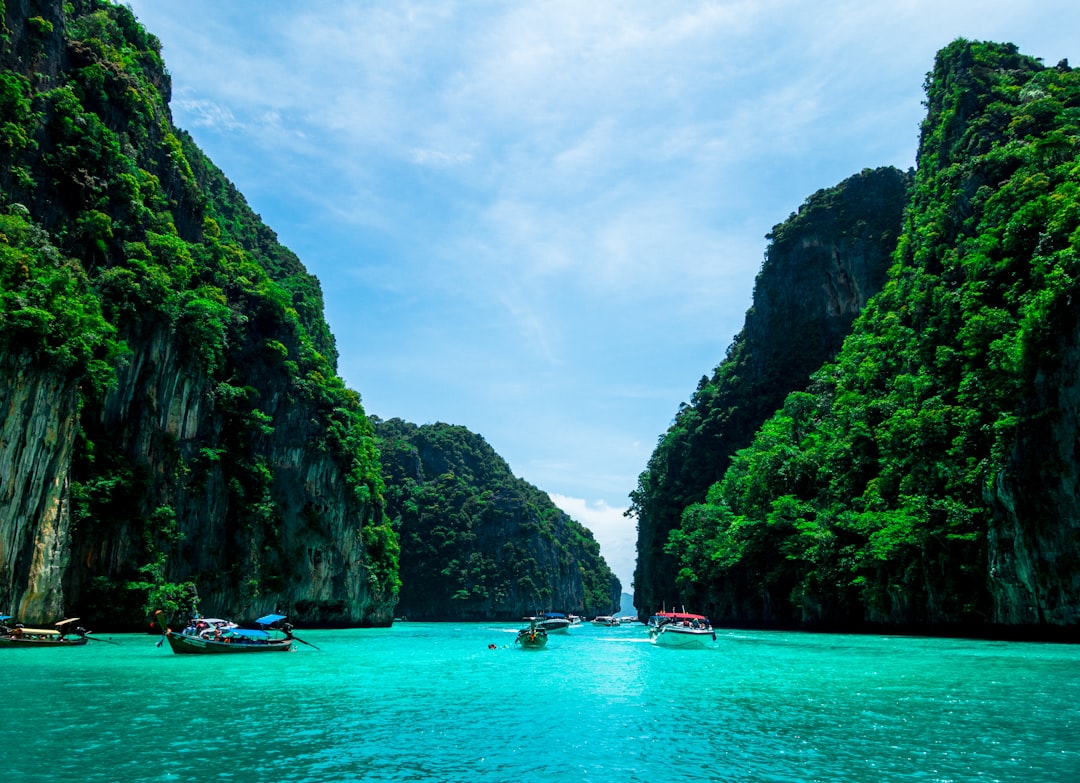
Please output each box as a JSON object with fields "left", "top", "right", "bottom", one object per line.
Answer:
{"left": 2, "top": 625, "right": 1078, "bottom": 782}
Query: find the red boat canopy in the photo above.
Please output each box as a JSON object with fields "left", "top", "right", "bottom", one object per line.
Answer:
{"left": 652, "top": 612, "right": 708, "bottom": 620}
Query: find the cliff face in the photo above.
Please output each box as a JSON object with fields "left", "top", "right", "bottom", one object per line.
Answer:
{"left": 632, "top": 167, "right": 911, "bottom": 617}
{"left": 376, "top": 418, "right": 621, "bottom": 620}
{"left": 744, "top": 169, "right": 913, "bottom": 374}
{"left": 0, "top": 0, "right": 396, "bottom": 627}
{"left": 651, "top": 41, "right": 1080, "bottom": 638}
{"left": 908, "top": 40, "right": 1080, "bottom": 633}
{"left": 0, "top": 350, "right": 79, "bottom": 621}
{"left": 62, "top": 318, "right": 391, "bottom": 627}
{"left": 986, "top": 242, "right": 1080, "bottom": 628}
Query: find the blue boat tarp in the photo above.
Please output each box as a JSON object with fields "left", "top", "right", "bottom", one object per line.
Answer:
{"left": 255, "top": 614, "right": 287, "bottom": 626}
{"left": 0, "top": 615, "right": 12, "bottom": 622}
{"left": 542, "top": 612, "right": 566, "bottom": 618}
{"left": 224, "top": 628, "right": 271, "bottom": 639}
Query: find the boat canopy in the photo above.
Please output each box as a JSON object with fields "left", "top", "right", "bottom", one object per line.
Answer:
{"left": 542, "top": 612, "right": 566, "bottom": 618}
{"left": 0, "top": 615, "right": 12, "bottom": 622}
{"left": 198, "top": 618, "right": 235, "bottom": 627}
{"left": 651, "top": 612, "right": 709, "bottom": 621}
{"left": 223, "top": 628, "right": 271, "bottom": 639}
{"left": 255, "top": 614, "right": 287, "bottom": 626}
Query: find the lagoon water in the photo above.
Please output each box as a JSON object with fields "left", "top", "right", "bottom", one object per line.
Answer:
{"left": 3, "top": 621, "right": 1078, "bottom": 782}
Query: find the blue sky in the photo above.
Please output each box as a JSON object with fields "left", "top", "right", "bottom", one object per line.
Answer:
{"left": 124, "top": 1, "right": 1077, "bottom": 591}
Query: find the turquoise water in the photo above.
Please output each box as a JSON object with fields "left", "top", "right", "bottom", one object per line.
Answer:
{"left": 2, "top": 622, "right": 1078, "bottom": 782}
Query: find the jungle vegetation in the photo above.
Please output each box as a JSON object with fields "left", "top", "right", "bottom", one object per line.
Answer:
{"left": 374, "top": 417, "right": 621, "bottom": 620}
{"left": 643, "top": 41, "right": 1080, "bottom": 632}
{"left": 630, "top": 166, "right": 912, "bottom": 615}
{"left": 1, "top": 0, "right": 393, "bottom": 620}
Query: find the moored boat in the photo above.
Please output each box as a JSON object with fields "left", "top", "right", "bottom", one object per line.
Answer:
{"left": 514, "top": 618, "right": 548, "bottom": 649}
{"left": 591, "top": 615, "right": 620, "bottom": 627}
{"left": 155, "top": 611, "right": 296, "bottom": 654}
{"left": 646, "top": 612, "right": 716, "bottom": 649}
{"left": 0, "top": 617, "right": 90, "bottom": 647}
{"left": 535, "top": 612, "right": 572, "bottom": 634}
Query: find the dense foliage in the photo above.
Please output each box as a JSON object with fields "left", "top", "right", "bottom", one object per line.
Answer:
{"left": 374, "top": 417, "right": 620, "bottom": 620}
{"left": 630, "top": 166, "right": 910, "bottom": 615}
{"left": 1, "top": 1, "right": 395, "bottom": 622}
{"left": 662, "top": 41, "right": 1080, "bottom": 632}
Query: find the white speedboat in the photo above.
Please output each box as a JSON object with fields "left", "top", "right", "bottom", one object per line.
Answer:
{"left": 535, "top": 612, "right": 572, "bottom": 634}
{"left": 646, "top": 612, "right": 716, "bottom": 649}
{"left": 591, "top": 615, "right": 620, "bottom": 627}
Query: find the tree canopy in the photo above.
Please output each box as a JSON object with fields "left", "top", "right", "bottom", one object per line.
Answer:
{"left": 659, "top": 41, "right": 1080, "bottom": 634}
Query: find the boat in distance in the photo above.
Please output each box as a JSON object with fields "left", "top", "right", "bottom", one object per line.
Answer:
{"left": 155, "top": 611, "right": 295, "bottom": 654}
{"left": 0, "top": 616, "right": 90, "bottom": 647}
{"left": 646, "top": 611, "right": 717, "bottom": 649}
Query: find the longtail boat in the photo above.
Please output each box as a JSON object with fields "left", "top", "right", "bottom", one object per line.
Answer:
{"left": 155, "top": 611, "right": 296, "bottom": 654}
{"left": 0, "top": 617, "right": 90, "bottom": 647}
{"left": 514, "top": 617, "right": 548, "bottom": 649}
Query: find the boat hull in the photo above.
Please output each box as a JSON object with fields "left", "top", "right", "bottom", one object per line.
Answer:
{"left": 515, "top": 628, "right": 548, "bottom": 649}
{"left": 164, "top": 631, "right": 292, "bottom": 654}
{"left": 0, "top": 636, "right": 88, "bottom": 648}
{"left": 646, "top": 612, "right": 716, "bottom": 649}
{"left": 649, "top": 627, "right": 715, "bottom": 649}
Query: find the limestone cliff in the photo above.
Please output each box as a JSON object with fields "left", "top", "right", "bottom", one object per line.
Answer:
{"left": 989, "top": 317, "right": 1080, "bottom": 625}
{"left": 631, "top": 167, "right": 911, "bottom": 617}
{"left": 648, "top": 41, "right": 1080, "bottom": 639}
{"left": 375, "top": 418, "right": 621, "bottom": 620}
{"left": 0, "top": 349, "right": 79, "bottom": 621}
{"left": 0, "top": 0, "right": 396, "bottom": 627}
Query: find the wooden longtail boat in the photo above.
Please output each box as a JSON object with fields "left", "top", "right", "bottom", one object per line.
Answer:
{"left": 0, "top": 617, "right": 90, "bottom": 647}
{"left": 155, "top": 611, "right": 295, "bottom": 654}
{"left": 514, "top": 617, "right": 548, "bottom": 649}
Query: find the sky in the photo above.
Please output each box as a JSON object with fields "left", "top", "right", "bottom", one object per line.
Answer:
{"left": 123, "top": 1, "right": 1077, "bottom": 592}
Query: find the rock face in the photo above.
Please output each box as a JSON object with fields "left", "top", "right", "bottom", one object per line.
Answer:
{"left": 375, "top": 418, "right": 621, "bottom": 620}
{"left": 638, "top": 41, "right": 1080, "bottom": 638}
{"left": 0, "top": 351, "right": 79, "bottom": 621}
{"left": 632, "top": 167, "right": 911, "bottom": 617}
{"left": 0, "top": 0, "right": 396, "bottom": 627}
{"left": 986, "top": 271, "right": 1080, "bottom": 627}
{"left": 62, "top": 317, "right": 392, "bottom": 628}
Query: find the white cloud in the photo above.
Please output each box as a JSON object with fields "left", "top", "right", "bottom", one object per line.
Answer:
{"left": 549, "top": 494, "right": 636, "bottom": 591}
{"left": 172, "top": 96, "right": 242, "bottom": 131}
